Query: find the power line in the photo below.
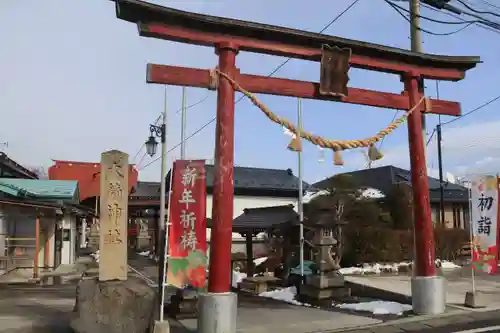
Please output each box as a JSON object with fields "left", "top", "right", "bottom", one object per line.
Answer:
{"left": 456, "top": 0, "right": 500, "bottom": 18}
{"left": 388, "top": 0, "right": 480, "bottom": 24}
{"left": 138, "top": 0, "right": 362, "bottom": 172}
{"left": 426, "top": 128, "right": 436, "bottom": 146}
{"left": 441, "top": 93, "right": 500, "bottom": 126}
{"left": 175, "top": 94, "right": 210, "bottom": 115}
{"left": 385, "top": 0, "right": 475, "bottom": 35}
{"left": 420, "top": 2, "right": 500, "bottom": 34}
{"left": 132, "top": 93, "right": 210, "bottom": 164}
{"left": 477, "top": 0, "right": 500, "bottom": 12}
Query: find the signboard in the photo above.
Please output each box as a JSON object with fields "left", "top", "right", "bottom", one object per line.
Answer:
{"left": 166, "top": 160, "right": 207, "bottom": 290}
{"left": 470, "top": 175, "right": 498, "bottom": 274}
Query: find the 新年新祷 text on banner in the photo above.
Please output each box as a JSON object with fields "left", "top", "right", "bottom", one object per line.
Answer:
{"left": 166, "top": 160, "right": 208, "bottom": 290}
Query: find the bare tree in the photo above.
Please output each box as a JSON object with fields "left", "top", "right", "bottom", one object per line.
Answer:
{"left": 29, "top": 166, "right": 49, "bottom": 179}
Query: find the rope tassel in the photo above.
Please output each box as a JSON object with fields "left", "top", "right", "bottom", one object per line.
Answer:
{"left": 333, "top": 150, "right": 344, "bottom": 166}
{"left": 368, "top": 144, "right": 383, "bottom": 161}
{"left": 287, "top": 136, "right": 302, "bottom": 152}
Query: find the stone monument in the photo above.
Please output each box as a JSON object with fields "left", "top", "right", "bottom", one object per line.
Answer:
{"left": 99, "top": 150, "right": 128, "bottom": 281}
{"left": 299, "top": 205, "right": 350, "bottom": 302}
{"left": 136, "top": 218, "right": 151, "bottom": 250}
{"left": 71, "top": 150, "right": 157, "bottom": 333}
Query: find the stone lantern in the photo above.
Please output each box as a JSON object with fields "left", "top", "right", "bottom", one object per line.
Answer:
{"left": 299, "top": 204, "right": 350, "bottom": 301}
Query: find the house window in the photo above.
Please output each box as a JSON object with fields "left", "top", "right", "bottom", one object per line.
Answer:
{"left": 463, "top": 206, "right": 470, "bottom": 231}
{"left": 431, "top": 205, "right": 438, "bottom": 226}
{"left": 452, "top": 204, "right": 461, "bottom": 229}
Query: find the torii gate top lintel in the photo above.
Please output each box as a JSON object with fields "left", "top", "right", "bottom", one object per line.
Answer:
{"left": 113, "top": 0, "right": 480, "bottom": 82}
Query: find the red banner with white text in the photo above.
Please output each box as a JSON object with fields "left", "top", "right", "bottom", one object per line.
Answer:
{"left": 167, "top": 160, "right": 207, "bottom": 290}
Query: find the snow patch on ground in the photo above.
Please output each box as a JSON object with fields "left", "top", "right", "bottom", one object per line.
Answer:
{"left": 259, "top": 286, "right": 303, "bottom": 305}
{"left": 439, "top": 260, "right": 461, "bottom": 269}
{"left": 138, "top": 250, "right": 150, "bottom": 257}
{"left": 339, "top": 259, "right": 461, "bottom": 275}
{"left": 335, "top": 301, "right": 412, "bottom": 316}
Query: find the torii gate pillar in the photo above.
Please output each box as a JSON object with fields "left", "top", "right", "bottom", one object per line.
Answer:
{"left": 405, "top": 72, "right": 445, "bottom": 315}
{"left": 197, "top": 42, "right": 239, "bottom": 333}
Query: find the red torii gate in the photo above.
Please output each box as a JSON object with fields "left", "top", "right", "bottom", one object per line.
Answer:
{"left": 111, "top": 0, "right": 479, "bottom": 320}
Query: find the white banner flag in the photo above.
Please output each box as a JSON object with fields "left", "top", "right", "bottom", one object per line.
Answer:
{"left": 470, "top": 175, "right": 498, "bottom": 273}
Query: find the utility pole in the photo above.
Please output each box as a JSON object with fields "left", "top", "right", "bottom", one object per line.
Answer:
{"left": 180, "top": 87, "right": 187, "bottom": 159}
{"left": 158, "top": 87, "right": 168, "bottom": 319}
{"left": 409, "top": 0, "right": 444, "bottom": 316}
{"left": 297, "top": 98, "right": 304, "bottom": 281}
{"left": 436, "top": 124, "right": 446, "bottom": 226}
{"left": 435, "top": 81, "right": 445, "bottom": 227}
{"left": 410, "top": 0, "right": 426, "bottom": 148}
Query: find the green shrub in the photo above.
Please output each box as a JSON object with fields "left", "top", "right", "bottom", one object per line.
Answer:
{"left": 342, "top": 226, "right": 468, "bottom": 266}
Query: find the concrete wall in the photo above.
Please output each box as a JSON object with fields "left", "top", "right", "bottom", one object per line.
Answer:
{"left": 205, "top": 194, "right": 297, "bottom": 219}
{"left": 61, "top": 214, "right": 77, "bottom": 265}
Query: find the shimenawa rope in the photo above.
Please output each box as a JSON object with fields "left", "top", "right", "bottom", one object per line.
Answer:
{"left": 212, "top": 68, "right": 426, "bottom": 164}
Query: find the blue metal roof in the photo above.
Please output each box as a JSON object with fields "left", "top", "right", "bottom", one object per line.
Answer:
{"left": 0, "top": 178, "right": 79, "bottom": 203}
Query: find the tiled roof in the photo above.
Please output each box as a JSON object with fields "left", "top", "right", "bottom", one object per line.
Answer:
{"left": 231, "top": 204, "right": 299, "bottom": 230}
{"left": 0, "top": 178, "right": 79, "bottom": 203}
{"left": 0, "top": 153, "right": 38, "bottom": 179}
{"left": 130, "top": 181, "right": 162, "bottom": 199}
{"left": 313, "top": 165, "right": 469, "bottom": 203}
{"left": 205, "top": 164, "right": 309, "bottom": 192}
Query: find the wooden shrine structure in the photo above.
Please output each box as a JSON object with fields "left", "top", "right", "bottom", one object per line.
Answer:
{"left": 111, "top": 0, "right": 480, "bottom": 297}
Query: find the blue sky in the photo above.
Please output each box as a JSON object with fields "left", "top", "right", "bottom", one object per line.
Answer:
{"left": 1, "top": 0, "right": 499, "bottom": 183}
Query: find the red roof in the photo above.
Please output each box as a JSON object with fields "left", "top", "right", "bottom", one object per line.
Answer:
{"left": 48, "top": 160, "right": 139, "bottom": 201}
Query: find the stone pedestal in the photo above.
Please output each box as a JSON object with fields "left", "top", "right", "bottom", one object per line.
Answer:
{"left": 198, "top": 292, "right": 237, "bottom": 333}
{"left": 71, "top": 277, "right": 156, "bottom": 333}
{"left": 88, "top": 223, "right": 100, "bottom": 251}
{"left": 464, "top": 291, "right": 485, "bottom": 308}
{"left": 411, "top": 275, "right": 445, "bottom": 315}
{"left": 137, "top": 235, "right": 151, "bottom": 250}
{"left": 168, "top": 289, "right": 199, "bottom": 319}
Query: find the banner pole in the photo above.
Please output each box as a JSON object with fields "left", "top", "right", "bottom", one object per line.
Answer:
{"left": 467, "top": 185, "right": 476, "bottom": 294}
{"left": 160, "top": 164, "right": 175, "bottom": 321}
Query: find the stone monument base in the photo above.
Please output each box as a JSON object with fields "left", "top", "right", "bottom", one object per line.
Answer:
{"left": 299, "top": 283, "right": 351, "bottom": 300}
{"left": 299, "top": 274, "right": 350, "bottom": 301}
{"left": 71, "top": 276, "right": 156, "bottom": 333}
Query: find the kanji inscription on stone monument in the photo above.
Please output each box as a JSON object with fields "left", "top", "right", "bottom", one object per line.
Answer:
{"left": 99, "top": 150, "right": 129, "bottom": 281}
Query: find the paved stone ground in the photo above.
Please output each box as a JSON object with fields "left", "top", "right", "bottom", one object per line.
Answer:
{"left": 128, "top": 253, "right": 386, "bottom": 333}
{"left": 346, "top": 265, "right": 500, "bottom": 309}
{"left": 0, "top": 284, "right": 75, "bottom": 333}
{"left": 327, "top": 309, "right": 500, "bottom": 333}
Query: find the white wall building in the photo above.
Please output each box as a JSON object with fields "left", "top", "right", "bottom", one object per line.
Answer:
{"left": 200, "top": 164, "right": 308, "bottom": 256}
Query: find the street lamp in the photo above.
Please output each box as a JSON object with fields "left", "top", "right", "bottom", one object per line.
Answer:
{"left": 145, "top": 135, "right": 158, "bottom": 157}
{"left": 145, "top": 124, "right": 164, "bottom": 157}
